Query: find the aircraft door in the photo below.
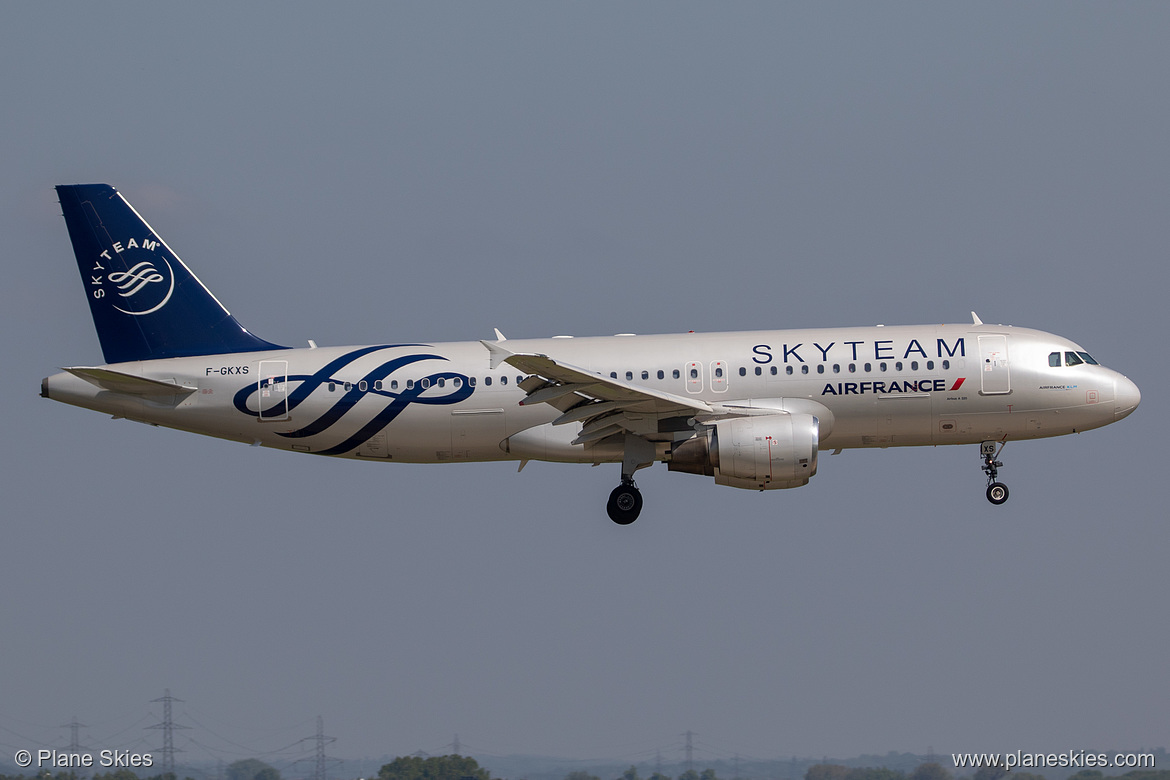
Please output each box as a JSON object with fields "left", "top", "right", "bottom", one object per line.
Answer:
{"left": 710, "top": 360, "right": 728, "bottom": 393}
{"left": 258, "top": 360, "right": 290, "bottom": 420}
{"left": 685, "top": 361, "right": 703, "bottom": 394}
{"left": 978, "top": 335, "right": 1010, "bottom": 395}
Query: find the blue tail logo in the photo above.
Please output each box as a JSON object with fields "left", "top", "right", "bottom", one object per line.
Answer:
{"left": 57, "top": 183, "right": 286, "bottom": 364}
{"left": 105, "top": 257, "right": 173, "bottom": 314}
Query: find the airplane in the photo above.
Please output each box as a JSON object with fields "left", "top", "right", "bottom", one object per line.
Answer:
{"left": 42, "top": 183, "right": 1141, "bottom": 524}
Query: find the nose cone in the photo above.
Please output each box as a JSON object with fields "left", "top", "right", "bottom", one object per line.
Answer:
{"left": 1114, "top": 375, "right": 1141, "bottom": 420}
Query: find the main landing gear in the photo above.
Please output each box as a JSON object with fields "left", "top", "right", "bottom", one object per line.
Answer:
{"left": 608, "top": 435, "right": 654, "bottom": 524}
{"left": 607, "top": 479, "right": 643, "bottom": 525}
{"left": 981, "top": 440, "right": 1009, "bottom": 505}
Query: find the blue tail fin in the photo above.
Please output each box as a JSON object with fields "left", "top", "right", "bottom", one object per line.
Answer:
{"left": 56, "top": 183, "right": 286, "bottom": 364}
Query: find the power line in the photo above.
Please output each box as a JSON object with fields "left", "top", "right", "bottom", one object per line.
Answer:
{"left": 147, "top": 689, "right": 190, "bottom": 776}
{"left": 62, "top": 716, "right": 87, "bottom": 753}
{"left": 295, "top": 715, "right": 340, "bottom": 780}
{"left": 313, "top": 716, "right": 335, "bottom": 780}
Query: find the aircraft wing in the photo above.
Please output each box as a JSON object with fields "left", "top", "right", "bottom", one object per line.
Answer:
{"left": 483, "top": 342, "right": 713, "bottom": 445}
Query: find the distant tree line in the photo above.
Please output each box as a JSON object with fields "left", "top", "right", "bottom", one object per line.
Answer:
{"left": 0, "top": 756, "right": 283, "bottom": 780}
{"left": 794, "top": 765, "right": 1170, "bottom": 780}
{"left": 5, "top": 759, "right": 1168, "bottom": 780}
{"left": 556, "top": 766, "right": 1170, "bottom": 780}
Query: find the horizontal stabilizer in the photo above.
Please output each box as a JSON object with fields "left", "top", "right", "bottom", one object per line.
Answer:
{"left": 64, "top": 367, "right": 197, "bottom": 398}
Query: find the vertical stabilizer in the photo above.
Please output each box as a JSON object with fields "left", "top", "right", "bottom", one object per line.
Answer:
{"left": 56, "top": 183, "right": 286, "bottom": 364}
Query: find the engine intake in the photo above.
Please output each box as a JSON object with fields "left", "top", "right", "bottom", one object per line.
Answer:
{"left": 669, "top": 412, "right": 820, "bottom": 490}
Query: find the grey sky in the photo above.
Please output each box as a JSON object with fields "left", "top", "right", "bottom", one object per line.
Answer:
{"left": 2, "top": 1, "right": 1167, "bottom": 768}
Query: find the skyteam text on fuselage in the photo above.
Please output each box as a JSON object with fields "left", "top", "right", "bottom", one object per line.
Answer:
{"left": 42, "top": 184, "right": 1141, "bottom": 523}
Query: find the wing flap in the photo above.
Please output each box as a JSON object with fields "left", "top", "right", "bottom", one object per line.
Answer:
{"left": 486, "top": 344, "right": 715, "bottom": 445}
{"left": 500, "top": 351, "right": 713, "bottom": 415}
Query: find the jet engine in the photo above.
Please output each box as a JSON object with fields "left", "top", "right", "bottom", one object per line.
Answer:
{"left": 668, "top": 412, "right": 820, "bottom": 490}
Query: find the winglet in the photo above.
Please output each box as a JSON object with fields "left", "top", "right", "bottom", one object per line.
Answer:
{"left": 480, "top": 339, "right": 514, "bottom": 369}
{"left": 971, "top": 311, "right": 983, "bottom": 325}
{"left": 493, "top": 328, "right": 507, "bottom": 341}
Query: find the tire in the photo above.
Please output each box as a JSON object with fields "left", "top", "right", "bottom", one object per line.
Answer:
{"left": 986, "top": 482, "right": 1009, "bottom": 505}
{"left": 606, "top": 484, "right": 643, "bottom": 525}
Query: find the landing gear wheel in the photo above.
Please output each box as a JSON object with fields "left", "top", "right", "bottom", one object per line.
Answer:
{"left": 607, "top": 482, "right": 643, "bottom": 525}
{"left": 980, "top": 441, "right": 1009, "bottom": 506}
{"left": 986, "top": 482, "right": 1009, "bottom": 505}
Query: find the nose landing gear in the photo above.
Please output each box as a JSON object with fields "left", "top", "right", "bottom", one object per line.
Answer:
{"left": 981, "top": 440, "right": 1009, "bottom": 505}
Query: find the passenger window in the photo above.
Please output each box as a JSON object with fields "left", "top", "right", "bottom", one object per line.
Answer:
{"left": 754, "top": 366, "right": 762, "bottom": 376}
{"left": 714, "top": 367, "right": 723, "bottom": 378}
{"left": 739, "top": 367, "right": 746, "bottom": 377}
{"left": 328, "top": 382, "right": 335, "bottom": 392}
{"left": 484, "top": 376, "right": 492, "bottom": 387}
{"left": 467, "top": 377, "right": 475, "bottom": 387}
{"left": 611, "top": 372, "right": 618, "bottom": 379}
{"left": 344, "top": 382, "right": 352, "bottom": 391}
{"left": 863, "top": 363, "right": 871, "bottom": 372}
{"left": 407, "top": 379, "right": 414, "bottom": 390}
{"left": 1065, "top": 352, "right": 1083, "bottom": 366}
{"left": 626, "top": 371, "right": 633, "bottom": 380}
{"left": 801, "top": 365, "right": 809, "bottom": 375}
{"left": 420, "top": 379, "right": 430, "bottom": 389}
{"left": 453, "top": 377, "right": 461, "bottom": 387}
{"left": 911, "top": 361, "right": 919, "bottom": 371}
{"left": 833, "top": 364, "right": 840, "bottom": 373}
{"left": 359, "top": 380, "right": 368, "bottom": 392}
{"left": 879, "top": 362, "right": 887, "bottom": 372}
{"left": 817, "top": 364, "right": 825, "bottom": 374}
{"left": 895, "top": 361, "right": 902, "bottom": 371}
{"left": 501, "top": 376, "right": 508, "bottom": 385}
{"left": 437, "top": 378, "right": 445, "bottom": 388}
{"left": 642, "top": 370, "right": 650, "bottom": 380}
{"left": 657, "top": 370, "right": 665, "bottom": 380}
{"left": 673, "top": 369, "right": 681, "bottom": 379}
{"left": 1049, "top": 352, "right": 1061, "bottom": 367}
{"left": 785, "top": 365, "right": 793, "bottom": 375}
{"left": 771, "top": 366, "right": 778, "bottom": 375}
{"left": 391, "top": 380, "right": 399, "bottom": 389}
{"left": 927, "top": 360, "right": 935, "bottom": 370}
{"left": 942, "top": 360, "right": 950, "bottom": 370}
{"left": 690, "top": 368, "right": 699, "bottom": 379}
{"left": 848, "top": 364, "right": 856, "bottom": 373}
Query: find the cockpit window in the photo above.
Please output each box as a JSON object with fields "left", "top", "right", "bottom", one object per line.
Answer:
{"left": 1051, "top": 350, "right": 1101, "bottom": 368}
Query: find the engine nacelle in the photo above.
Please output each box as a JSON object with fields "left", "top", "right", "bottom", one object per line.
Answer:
{"left": 668, "top": 412, "right": 820, "bottom": 490}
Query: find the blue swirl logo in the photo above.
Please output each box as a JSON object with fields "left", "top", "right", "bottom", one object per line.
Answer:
{"left": 109, "top": 261, "right": 165, "bottom": 297}
{"left": 234, "top": 346, "right": 474, "bottom": 455}
{"left": 108, "top": 255, "right": 176, "bottom": 316}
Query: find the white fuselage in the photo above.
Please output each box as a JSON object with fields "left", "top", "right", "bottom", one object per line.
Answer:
{"left": 43, "top": 323, "right": 1140, "bottom": 466}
